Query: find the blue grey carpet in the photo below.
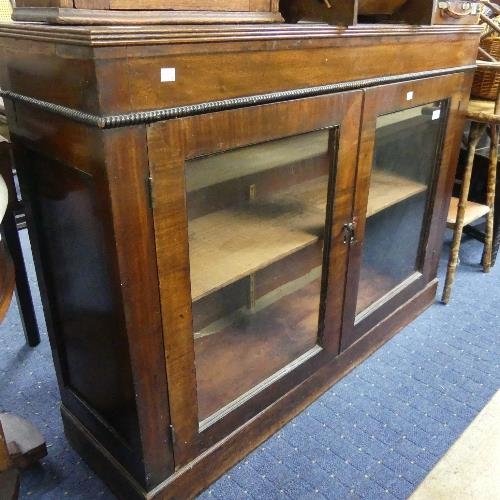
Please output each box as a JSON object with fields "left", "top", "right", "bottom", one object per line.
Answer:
{"left": 0, "top": 229, "right": 499, "bottom": 499}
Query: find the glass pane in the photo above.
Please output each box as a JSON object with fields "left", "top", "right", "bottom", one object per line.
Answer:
{"left": 356, "top": 102, "right": 446, "bottom": 315}
{"left": 185, "top": 129, "right": 335, "bottom": 423}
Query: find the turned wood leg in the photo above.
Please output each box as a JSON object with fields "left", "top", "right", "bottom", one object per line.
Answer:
{"left": 482, "top": 124, "right": 498, "bottom": 272}
{"left": 442, "top": 122, "right": 486, "bottom": 304}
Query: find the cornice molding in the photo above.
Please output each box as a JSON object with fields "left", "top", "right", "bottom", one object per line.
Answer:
{"left": 0, "top": 22, "right": 482, "bottom": 47}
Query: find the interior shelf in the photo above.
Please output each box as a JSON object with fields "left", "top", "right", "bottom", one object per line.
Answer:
{"left": 189, "top": 171, "right": 427, "bottom": 301}
{"left": 366, "top": 170, "right": 427, "bottom": 217}
{"left": 189, "top": 175, "right": 327, "bottom": 301}
{"left": 186, "top": 130, "right": 329, "bottom": 192}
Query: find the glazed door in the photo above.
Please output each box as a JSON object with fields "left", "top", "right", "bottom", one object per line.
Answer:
{"left": 341, "top": 73, "right": 469, "bottom": 350}
{"left": 147, "top": 92, "right": 362, "bottom": 466}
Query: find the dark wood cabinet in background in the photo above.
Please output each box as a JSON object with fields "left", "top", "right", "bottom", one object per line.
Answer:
{"left": 0, "top": 21, "right": 479, "bottom": 499}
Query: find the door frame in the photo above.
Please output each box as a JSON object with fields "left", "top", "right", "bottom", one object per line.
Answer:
{"left": 147, "top": 91, "right": 363, "bottom": 466}
{"left": 340, "top": 72, "right": 471, "bottom": 351}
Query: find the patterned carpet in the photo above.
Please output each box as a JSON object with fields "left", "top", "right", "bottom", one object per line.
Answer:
{"left": 0, "top": 229, "right": 499, "bottom": 499}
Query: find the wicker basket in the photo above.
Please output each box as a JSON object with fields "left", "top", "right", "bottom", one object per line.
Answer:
{"left": 471, "top": 37, "right": 500, "bottom": 100}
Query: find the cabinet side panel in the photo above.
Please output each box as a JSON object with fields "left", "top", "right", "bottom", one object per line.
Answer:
{"left": 1, "top": 39, "right": 100, "bottom": 114}
{"left": 6, "top": 103, "right": 174, "bottom": 486}
{"left": 14, "top": 147, "right": 147, "bottom": 484}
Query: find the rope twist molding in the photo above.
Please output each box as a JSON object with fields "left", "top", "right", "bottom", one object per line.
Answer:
{"left": 0, "top": 65, "right": 475, "bottom": 129}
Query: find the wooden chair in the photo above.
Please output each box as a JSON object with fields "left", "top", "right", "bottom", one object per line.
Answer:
{"left": 0, "top": 171, "right": 19, "bottom": 499}
{"left": 0, "top": 137, "right": 40, "bottom": 346}
{"left": 1, "top": 173, "right": 46, "bottom": 500}
{"left": 0, "top": 4, "right": 38, "bottom": 344}
{"left": 441, "top": 59, "right": 500, "bottom": 303}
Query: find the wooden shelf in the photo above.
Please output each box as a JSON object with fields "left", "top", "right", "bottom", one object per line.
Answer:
{"left": 189, "top": 171, "right": 427, "bottom": 301}
{"left": 189, "top": 176, "right": 327, "bottom": 300}
{"left": 186, "top": 129, "right": 329, "bottom": 192}
{"left": 367, "top": 170, "right": 427, "bottom": 217}
{"left": 194, "top": 264, "right": 322, "bottom": 339}
{"left": 447, "top": 196, "right": 490, "bottom": 228}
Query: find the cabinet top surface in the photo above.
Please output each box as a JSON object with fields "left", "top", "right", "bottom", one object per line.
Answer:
{"left": 0, "top": 22, "right": 481, "bottom": 46}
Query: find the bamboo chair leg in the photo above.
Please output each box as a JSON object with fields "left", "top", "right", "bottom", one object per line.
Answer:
{"left": 442, "top": 122, "right": 486, "bottom": 304}
{"left": 482, "top": 124, "right": 498, "bottom": 272}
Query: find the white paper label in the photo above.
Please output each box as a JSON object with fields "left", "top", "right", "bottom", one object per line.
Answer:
{"left": 432, "top": 109, "right": 441, "bottom": 121}
{"left": 161, "top": 67, "right": 176, "bottom": 83}
{"left": 406, "top": 91, "right": 414, "bottom": 101}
